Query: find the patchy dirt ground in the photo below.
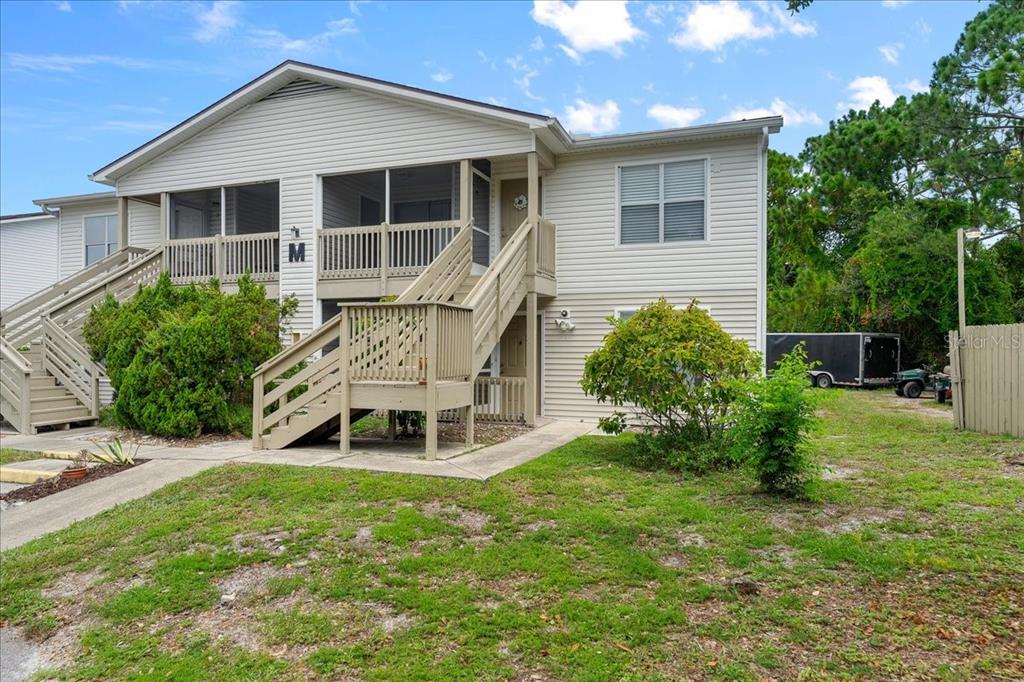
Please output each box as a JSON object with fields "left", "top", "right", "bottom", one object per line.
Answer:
{"left": 2, "top": 390, "right": 1021, "bottom": 680}
{"left": 359, "top": 420, "right": 531, "bottom": 446}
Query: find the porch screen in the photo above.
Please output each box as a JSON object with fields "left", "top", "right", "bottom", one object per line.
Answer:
{"left": 619, "top": 159, "right": 706, "bottom": 244}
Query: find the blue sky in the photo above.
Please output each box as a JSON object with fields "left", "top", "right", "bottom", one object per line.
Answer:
{"left": 0, "top": 0, "right": 984, "bottom": 214}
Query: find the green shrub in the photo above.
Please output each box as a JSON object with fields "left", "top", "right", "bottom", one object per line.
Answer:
{"left": 580, "top": 298, "right": 760, "bottom": 471}
{"left": 731, "top": 345, "right": 818, "bottom": 496}
{"left": 84, "top": 273, "right": 296, "bottom": 438}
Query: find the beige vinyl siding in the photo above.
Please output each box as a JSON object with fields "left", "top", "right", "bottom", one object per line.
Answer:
{"left": 116, "top": 87, "right": 535, "bottom": 195}
{"left": 540, "top": 136, "right": 763, "bottom": 419}
{"left": 280, "top": 175, "right": 315, "bottom": 333}
{"left": 0, "top": 215, "right": 59, "bottom": 308}
{"left": 127, "top": 200, "right": 161, "bottom": 247}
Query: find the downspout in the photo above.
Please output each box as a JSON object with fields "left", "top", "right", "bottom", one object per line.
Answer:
{"left": 758, "top": 126, "right": 769, "bottom": 369}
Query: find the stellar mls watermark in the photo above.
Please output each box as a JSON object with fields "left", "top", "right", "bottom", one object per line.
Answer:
{"left": 950, "top": 333, "right": 1022, "bottom": 350}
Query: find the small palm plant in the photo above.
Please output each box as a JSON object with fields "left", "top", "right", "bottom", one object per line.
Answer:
{"left": 89, "top": 437, "right": 140, "bottom": 466}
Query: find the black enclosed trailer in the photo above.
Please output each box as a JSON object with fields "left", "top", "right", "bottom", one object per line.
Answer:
{"left": 766, "top": 333, "right": 901, "bottom": 388}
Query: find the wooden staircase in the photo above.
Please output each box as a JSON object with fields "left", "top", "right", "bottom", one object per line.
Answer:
{"left": 252, "top": 215, "right": 548, "bottom": 456}
{"left": 0, "top": 246, "right": 163, "bottom": 433}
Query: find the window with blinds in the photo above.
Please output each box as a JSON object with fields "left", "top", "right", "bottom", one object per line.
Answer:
{"left": 618, "top": 158, "right": 707, "bottom": 244}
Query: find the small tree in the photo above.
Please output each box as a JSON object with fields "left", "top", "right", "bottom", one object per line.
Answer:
{"left": 580, "top": 299, "right": 759, "bottom": 468}
{"left": 731, "top": 346, "right": 818, "bottom": 496}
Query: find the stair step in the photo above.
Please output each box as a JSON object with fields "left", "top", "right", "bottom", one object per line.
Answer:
{"left": 30, "top": 415, "right": 98, "bottom": 429}
{"left": 29, "top": 386, "right": 68, "bottom": 398}
{"left": 30, "top": 395, "right": 82, "bottom": 410}
{"left": 30, "top": 377, "right": 58, "bottom": 389}
{"left": 30, "top": 405, "right": 92, "bottom": 421}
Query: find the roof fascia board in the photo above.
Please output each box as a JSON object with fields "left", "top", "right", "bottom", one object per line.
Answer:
{"left": 560, "top": 117, "right": 783, "bottom": 154}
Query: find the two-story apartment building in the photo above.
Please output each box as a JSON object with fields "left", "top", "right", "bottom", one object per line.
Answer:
{"left": 1, "top": 61, "right": 779, "bottom": 456}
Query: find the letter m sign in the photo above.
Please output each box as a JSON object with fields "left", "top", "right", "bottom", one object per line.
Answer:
{"left": 288, "top": 242, "right": 306, "bottom": 263}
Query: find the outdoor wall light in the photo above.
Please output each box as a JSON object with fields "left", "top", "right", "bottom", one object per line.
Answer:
{"left": 290, "top": 225, "right": 300, "bottom": 238}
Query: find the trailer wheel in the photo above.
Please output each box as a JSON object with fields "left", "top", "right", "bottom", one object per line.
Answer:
{"left": 904, "top": 380, "right": 923, "bottom": 399}
{"left": 815, "top": 374, "right": 833, "bottom": 389}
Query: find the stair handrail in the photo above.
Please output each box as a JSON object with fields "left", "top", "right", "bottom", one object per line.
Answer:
{"left": 0, "top": 246, "right": 148, "bottom": 323}
{"left": 0, "top": 335, "right": 32, "bottom": 433}
{"left": 463, "top": 218, "right": 531, "bottom": 310}
{"left": 39, "top": 316, "right": 102, "bottom": 418}
{"left": 2, "top": 247, "right": 163, "bottom": 350}
{"left": 42, "top": 246, "right": 165, "bottom": 345}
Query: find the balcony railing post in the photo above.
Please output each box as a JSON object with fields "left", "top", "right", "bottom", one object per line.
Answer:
{"left": 425, "top": 303, "right": 439, "bottom": 459}
{"left": 215, "top": 234, "right": 225, "bottom": 281}
{"left": 380, "top": 222, "right": 389, "bottom": 296}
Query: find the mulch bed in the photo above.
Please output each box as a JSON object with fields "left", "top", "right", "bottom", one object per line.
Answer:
{"left": 0, "top": 460, "right": 148, "bottom": 504}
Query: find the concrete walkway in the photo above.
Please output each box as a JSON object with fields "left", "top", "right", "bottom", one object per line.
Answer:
{"left": 1, "top": 418, "right": 594, "bottom": 551}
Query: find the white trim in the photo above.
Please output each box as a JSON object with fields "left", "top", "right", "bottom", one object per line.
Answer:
{"left": 614, "top": 155, "right": 711, "bottom": 248}
{"left": 756, "top": 129, "right": 768, "bottom": 359}
{"left": 613, "top": 306, "right": 638, "bottom": 320}
{"left": 384, "top": 168, "right": 391, "bottom": 224}
{"left": 0, "top": 213, "right": 54, "bottom": 225}
{"left": 220, "top": 186, "right": 227, "bottom": 236}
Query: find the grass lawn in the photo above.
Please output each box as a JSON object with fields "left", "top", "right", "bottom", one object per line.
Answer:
{"left": 1, "top": 391, "right": 1021, "bottom": 680}
{"left": 0, "top": 448, "right": 45, "bottom": 466}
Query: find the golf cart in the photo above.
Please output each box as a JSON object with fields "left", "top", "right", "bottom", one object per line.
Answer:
{"left": 894, "top": 367, "right": 952, "bottom": 401}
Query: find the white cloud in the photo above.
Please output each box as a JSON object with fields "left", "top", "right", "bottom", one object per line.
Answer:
{"left": 531, "top": 1, "right": 642, "bottom": 58}
{"left": 194, "top": 1, "right": 240, "bottom": 43}
{"left": 839, "top": 76, "right": 898, "bottom": 111}
{"left": 249, "top": 18, "right": 356, "bottom": 54}
{"left": 643, "top": 3, "right": 675, "bottom": 26}
{"left": 671, "top": 1, "right": 816, "bottom": 52}
{"left": 507, "top": 55, "right": 542, "bottom": 101}
{"left": 881, "top": 0, "right": 910, "bottom": 8}
{"left": 671, "top": 2, "right": 774, "bottom": 51}
{"left": 430, "top": 69, "right": 453, "bottom": 83}
{"left": 53, "top": 1, "right": 71, "bottom": 12}
{"left": 724, "top": 97, "right": 822, "bottom": 125}
{"left": 759, "top": 1, "right": 816, "bottom": 37}
{"left": 530, "top": 36, "right": 544, "bottom": 51}
{"left": 902, "top": 78, "right": 929, "bottom": 94}
{"left": 878, "top": 43, "right": 902, "bottom": 65}
{"left": 5, "top": 53, "right": 152, "bottom": 72}
{"left": 564, "top": 98, "right": 620, "bottom": 134}
{"left": 647, "top": 103, "right": 703, "bottom": 128}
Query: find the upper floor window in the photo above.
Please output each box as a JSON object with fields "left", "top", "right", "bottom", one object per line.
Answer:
{"left": 84, "top": 214, "right": 118, "bottom": 265}
{"left": 618, "top": 159, "right": 707, "bottom": 245}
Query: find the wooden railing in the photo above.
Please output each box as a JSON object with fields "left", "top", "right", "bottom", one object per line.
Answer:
{"left": 440, "top": 376, "right": 527, "bottom": 424}
{"left": 318, "top": 220, "right": 460, "bottom": 281}
{"left": 40, "top": 317, "right": 101, "bottom": 418}
{"left": 224, "top": 233, "right": 279, "bottom": 283}
{"left": 464, "top": 218, "right": 531, "bottom": 373}
{"left": 0, "top": 335, "right": 32, "bottom": 433}
{"left": 398, "top": 223, "right": 472, "bottom": 303}
{"left": 0, "top": 246, "right": 149, "bottom": 348}
{"left": 344, "top": 303, "right": 473, "bottom": 383}
{"left": 252, "top": 321, "right": 344, "bottom": 445}
{"left": 165, "top": 232, "right": 279, "bottom": 284}
{"left": 538, "top": 218, "right": 556, "bottom": 278}
{"left": 47, "top": 247, "right": 165, "bottom": 344}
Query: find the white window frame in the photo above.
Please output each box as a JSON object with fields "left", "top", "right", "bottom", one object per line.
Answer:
{"left": 614, "top": 155, "right": 711, "bottom": 248}
{"left": 82, "top": 212, "right": 118, "bottom": 266}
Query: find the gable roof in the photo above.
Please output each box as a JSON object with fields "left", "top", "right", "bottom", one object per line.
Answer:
{"left": 90, "top": 61, "right": 558, "bottom": 185}
{"left": 90, "top": 61, "right": 783, "bottom": 186}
